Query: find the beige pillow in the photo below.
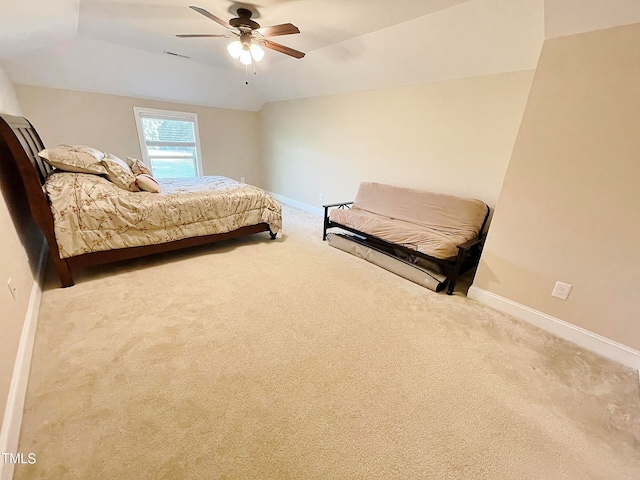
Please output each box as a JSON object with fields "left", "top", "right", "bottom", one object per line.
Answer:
{"left": 38, "top": 144, "right": 107, "bottom": 175}
{"left": 128, "top": 157, "right": 153, "bottom": 176}
{"left": 102, "top": 153, "right": 139, "bottom": 191}
{"left": 135, "top": 174, "right": 161, "bottom": 193}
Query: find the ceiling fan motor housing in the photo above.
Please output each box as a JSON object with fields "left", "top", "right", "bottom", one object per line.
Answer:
{"left": 229, "top": 8, "right": 260, "bottom": 30}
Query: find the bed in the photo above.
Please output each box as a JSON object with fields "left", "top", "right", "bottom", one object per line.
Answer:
{"left": 0, "top": 114, "right": 282, "bottom": 287}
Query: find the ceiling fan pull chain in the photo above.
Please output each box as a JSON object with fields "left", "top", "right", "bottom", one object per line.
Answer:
{"left": 245, "top": 64, "right": 249, "bottom": 85}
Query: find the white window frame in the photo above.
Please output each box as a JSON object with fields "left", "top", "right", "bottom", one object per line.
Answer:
{"left": 133, "top": 106, "right": 204, "bottom": 177}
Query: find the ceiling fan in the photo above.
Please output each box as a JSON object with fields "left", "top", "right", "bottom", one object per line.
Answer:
{"left": 177, "top": 5, "right": 305, "bottom": 65}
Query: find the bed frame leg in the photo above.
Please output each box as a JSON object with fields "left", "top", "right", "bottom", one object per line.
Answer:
{"left": 269, "top": 230, "right": 277, "bottom": 240}
{"left": 446, "top": 248, "right": 466, "bottom": 295}
{"left": 322, "top": 206, "right": 329, "bottom": 241}
{"left": 54, "top": 258, "right": 74, "bottom": 287}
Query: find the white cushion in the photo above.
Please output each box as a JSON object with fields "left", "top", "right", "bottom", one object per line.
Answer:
{"left": 135, "top": 174, "right": 161, "bottom": 193}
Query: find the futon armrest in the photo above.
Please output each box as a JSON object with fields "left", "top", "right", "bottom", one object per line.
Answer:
{"left": 323, "top": 201, "right": 354, "bottom": 209}
{"left": 457, "top": 234, "right": 487, "bottom": 251}
{"left": 322, "top": 201, "right": 354, "bottom": 241}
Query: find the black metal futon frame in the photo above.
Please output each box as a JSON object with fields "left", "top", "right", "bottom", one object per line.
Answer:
{"left": 322, "top": 201, "right": 490, "bottom": 295}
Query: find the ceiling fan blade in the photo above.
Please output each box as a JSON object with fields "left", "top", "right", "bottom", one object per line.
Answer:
{"left": 176, "top": 34, "right": 227, "bottom": 38}
{"left": 262, "top": 40, "right": 305, "bottom": 59}
{"left": 189, "top": 6, "right": 231, "bottom": 29}
{"left": 256, "top": 23, "right": 300, "bottom": 37}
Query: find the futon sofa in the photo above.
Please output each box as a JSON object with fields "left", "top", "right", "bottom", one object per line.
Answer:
{"left": 322, "top": 182, "right": 490, "bottom": 295}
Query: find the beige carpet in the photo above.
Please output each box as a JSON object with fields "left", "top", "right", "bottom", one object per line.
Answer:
{"left": 15, "top": 205, "right": 640, "bottom": 479}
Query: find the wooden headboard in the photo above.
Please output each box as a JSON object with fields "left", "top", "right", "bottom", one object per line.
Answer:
{"left": 0, "top": 114, "right": 64, "bottom": 271}
{"left": 0, "top": 115, "right": 51, "bottom": 184}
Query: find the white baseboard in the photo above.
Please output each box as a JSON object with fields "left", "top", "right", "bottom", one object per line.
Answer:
{"left": 268, "top": 192, "right": 323, "bottom": 216}
{"left": 0, "top": 242, "right": 47, "bottom": 480}
{"left": 467, "top": 286, "right": 640, "bottom": 371}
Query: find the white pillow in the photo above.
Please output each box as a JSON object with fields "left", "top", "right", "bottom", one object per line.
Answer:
{"left": 135, "top": 174, "right": 161, "bottom": 193}
{"left": 38, "top": 144, "right": 107, "bottom": 175}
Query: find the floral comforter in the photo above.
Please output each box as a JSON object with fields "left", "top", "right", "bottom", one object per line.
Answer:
{"left": 45, "top": 173, "right": 282, "bottom": 258}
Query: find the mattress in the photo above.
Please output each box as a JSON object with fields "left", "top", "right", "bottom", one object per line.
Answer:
{"left": 329, "top": 182, "right": 488, "bottom": 260}
{"left": 327, "top": 233, "right": 447, "bottom": 292}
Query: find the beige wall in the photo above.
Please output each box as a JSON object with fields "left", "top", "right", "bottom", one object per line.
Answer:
{"left": 545, "top": 0, "right": 640, "bottom": 39}
{"left": 15, "top": 86, "right": 261, "bottom": 185}
{"left": 258, "top": 71, "right": 535, "bottom": 209}
{"left": 473, "top": 23, "right": 640, "bottom": 350}
{"left": 0, "top": 68, "right": 22, "bottom": 115}
{"left": 0, "top": 64, "right": 35, "bottom": 430}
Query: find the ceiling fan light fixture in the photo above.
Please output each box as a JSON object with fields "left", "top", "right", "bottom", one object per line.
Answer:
{"left": 249, "top": 43, "right": 264, "bottom": 62}
{"left": 227, "top": 40, "right": 243, "bottom": 59}
{"left": 239, "top": 49, "right": 253, "bottom": 65}
{"left": 179, "top": 5, "right": 306, "bottom": 73}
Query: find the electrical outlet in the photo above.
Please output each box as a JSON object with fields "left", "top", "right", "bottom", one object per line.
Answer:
{"left": 551, "top": 281, "right": 572, "bottom": 300}
{"left": 319, "top": 193, "right": 324, "bottom": 202}
{"left": 240, "top": 177, "right": 245, "bottom": 183}
{"left": 7, "top": 278, "right": 16, "bottom": 301}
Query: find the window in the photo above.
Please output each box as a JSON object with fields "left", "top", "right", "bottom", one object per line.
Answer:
{"left": 133, "top": 107, "right": 203, "bottom": 178}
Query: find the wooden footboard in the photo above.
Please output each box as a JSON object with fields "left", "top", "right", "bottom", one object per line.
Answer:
{"left": 59, "top": 223, "right": 273, "bottom": 287}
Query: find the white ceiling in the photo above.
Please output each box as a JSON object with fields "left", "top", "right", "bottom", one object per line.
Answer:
{"left": 0, "top": 0, "right": 80, "bottom": 58}
{"left": 76, "top": 0, "right": 474, "bottom": 68}
{"left": 0, "top": 0, "right": 562, "bottom": 110}
{"left": 254, "top": 0, "right": 544, "bottom": 102}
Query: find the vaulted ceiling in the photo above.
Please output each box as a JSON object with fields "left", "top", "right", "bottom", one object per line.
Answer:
{"left": 1, "top": 0, "right": 546, "bottom": 110}
{"left": 0, "top": 0, "right": 548, "bottom": 110}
